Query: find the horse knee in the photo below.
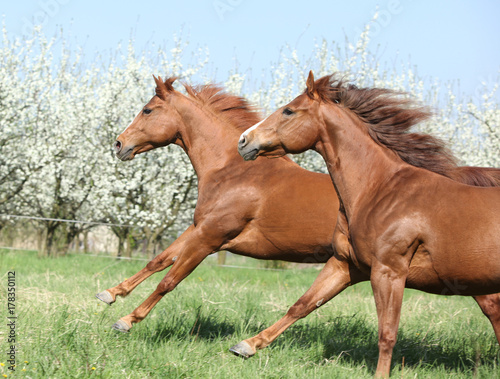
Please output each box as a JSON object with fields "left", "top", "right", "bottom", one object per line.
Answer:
{"left": 146, "top": 255, "right": 170, "bottom": 272}
{"left": 146, "top": 260, "right": 160, "bottom": 272}
{"left": 156, "top": 276, "right": 178, "bottom": 295}
{"left": 378, "top": 333, "right": 397, "bottom": 355}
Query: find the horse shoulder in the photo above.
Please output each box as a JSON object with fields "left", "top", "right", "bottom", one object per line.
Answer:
{"left": 195, "top": 174, "right": 260, "bottom": 230}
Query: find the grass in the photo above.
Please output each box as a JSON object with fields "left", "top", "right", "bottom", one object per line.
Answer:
{"left": 0, "top": 249, "right": 499, "bottom": 378}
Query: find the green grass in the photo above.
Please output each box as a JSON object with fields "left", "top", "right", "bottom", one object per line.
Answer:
{"left": 0, "top": 249, "right": 499, "bottom": 378}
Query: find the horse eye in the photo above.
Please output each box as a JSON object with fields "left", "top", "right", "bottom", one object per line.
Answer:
{"left": 282, "top": 107, "right": 294, "bottom": 116}
{"left": 143, "top": 108, "right": 152, "bottom": 115}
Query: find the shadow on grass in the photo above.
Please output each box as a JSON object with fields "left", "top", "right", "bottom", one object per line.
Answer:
{"left": 127, "top": 301, "right": 499, "bottom": 375}
{"left": 273, "top": 314, "right": 499, "bottom": 373}
{"left": 139, "top": 309, "right": 498, "bottom": 373}
{"left": 137, "top": 307, "right": 240, "bottom": 344}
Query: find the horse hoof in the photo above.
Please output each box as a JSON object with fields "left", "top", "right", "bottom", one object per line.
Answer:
{"left": 229, "top": 341, "right": 255, "bottom": 358}
{"left": 112, "top": 319, "right": 131, "bottom": 332}
{"left": 95, "top": 290, "right": 114, "bottom": 305}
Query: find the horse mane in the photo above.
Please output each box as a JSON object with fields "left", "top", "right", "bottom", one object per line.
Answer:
{"left": 449, "top": 167, "right": 500, "bottom": 187}
{"left": 312, "top": 74, "right": 459, "bottom": 178}
{"left": 183, "top": 82, "right": 261, "bottom": 131}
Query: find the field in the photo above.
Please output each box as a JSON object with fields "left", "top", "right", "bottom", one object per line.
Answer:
{"left": 1, "top": 249, "right": 499, "bottom": 378}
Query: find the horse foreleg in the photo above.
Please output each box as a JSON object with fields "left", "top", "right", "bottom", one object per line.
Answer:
{"left": 371, "top": 262, "right": 408, "bottom": 379}
{"left": 474, "top": 294, "right": 500, "bottom": 344}
{"left": 230, "top": 256, "right": 366, "bottom": 358}
{"left": 111, "top": 226, "right": 221, "bottom": 332}
{"left": 96, "top": 224, "right": 195, "bottom": 305}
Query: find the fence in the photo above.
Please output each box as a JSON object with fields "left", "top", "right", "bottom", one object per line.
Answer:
{"left": 0, "top": 214, "right": 288, "bottom": 271}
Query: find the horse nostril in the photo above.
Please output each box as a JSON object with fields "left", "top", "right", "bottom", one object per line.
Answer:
{"left": 114, "top": 140, "right": 122, "bottom": 153}
{"left": 239, "top": 135, "right": 247, "bottom": 148}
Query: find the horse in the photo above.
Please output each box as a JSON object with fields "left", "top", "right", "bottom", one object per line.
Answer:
{"left": 237, "top": 71, "right": 500, "bottom": 377}
{"left": 96, "top": 76, "right": 339, "bottom": 332}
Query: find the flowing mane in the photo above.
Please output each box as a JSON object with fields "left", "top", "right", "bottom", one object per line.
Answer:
{"left": 312, "top": 75, "right": 459, "bottom": 177}
{"left": 449, "top": 166, "right": 500, "bottom": 187}
{"left": 183, "top": 82, "right": 261, "bottom": 131}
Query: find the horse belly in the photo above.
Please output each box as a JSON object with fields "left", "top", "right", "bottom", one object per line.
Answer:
{"left": 430, "top": 222, "right": 500, "bottom": 294}
{"left": 412, "top": 193, "right": 500, "bottom": 295}
{"left": 223, "top": 223, "right": 334, "bottom": 263}
{"left": 431, "top": 245, "right": 500, "bottom": 296}
{"left": 406, "top": 243, "right": 500, "bottom": 295}
{"left": 406, "top": 247, "right": 444, "bottom": 294}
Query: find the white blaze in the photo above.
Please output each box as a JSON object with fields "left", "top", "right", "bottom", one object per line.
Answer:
{"left": 239, "top": 116, "right": 268, "bottom": 142}
{"left": 120, "top": 122, "right": 133, "bottom": 135}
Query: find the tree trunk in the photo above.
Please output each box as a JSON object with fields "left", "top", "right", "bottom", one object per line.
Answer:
{"left": 111, "top": 226, "right": 130, "bottom": 259}
{"left": 38, "top": 228, "right": 48, "bottom": 257}
{"left": 146, "top": 237, "right": 155, "bottom": 260}
{"left": 117, "top": 235, "right": 124, "bottom": 258}
{"left": 83, "top": 231, "right": 89, "bottom": 253}
{"left": 39, "top": 223, "right": 58, "bottom": 257}
{"left": 124, "top": 234, "right": 132, "bottom": 258}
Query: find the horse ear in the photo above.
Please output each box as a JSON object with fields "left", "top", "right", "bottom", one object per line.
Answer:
{"left": 153, "top": 75, "right": 177, "bottom": 100}
{"left": 306, "top": 70, "right": 316, "bottom": 98}
{"left": 153, "top": 75, "right": 168, "bottom": 100}
{"left": 165, "top": 77, "right": 177, "bottom": 92}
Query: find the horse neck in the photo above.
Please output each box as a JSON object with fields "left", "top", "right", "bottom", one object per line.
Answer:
{"left": 172, "top": 95, "right": 243, "bottom": 179}
{"left": 315, "top": 106, "right": 405, "bottom": 219}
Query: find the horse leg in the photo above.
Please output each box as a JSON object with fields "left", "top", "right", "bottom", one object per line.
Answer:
{"left": 230, "top": 256, "right": 367, "bottom": 358}
{"left": 371, "top": 262, "right": 408, "bottom": 379}
{"left": 96, "top": 224, "right": 195, "bottom": 305}
{"left": 111, "top": 226, "right": 221, "bottom": 332}
{"left": 474, "top": 294, "right": 500, "bottom": 344}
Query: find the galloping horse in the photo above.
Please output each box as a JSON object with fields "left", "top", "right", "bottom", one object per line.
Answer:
{"left": 237, "top": 71, "right": 500, "bottom": 377}
{"left": 96, "top": 76, "right": 339, "bottom": 331}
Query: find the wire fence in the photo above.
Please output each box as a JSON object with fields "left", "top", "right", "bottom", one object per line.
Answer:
{"left": 0, "top": 246, "right": 288, "bottom": 271}
{"left": 0, "top": 214, "right": 134, "bottom": 228}
{"left": 0, "top": 214, "right": 289, "bottom": 272}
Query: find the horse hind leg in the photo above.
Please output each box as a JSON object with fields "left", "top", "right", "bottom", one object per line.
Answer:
{"left": 95, "top": 224, "right": 195, "bottom": 305}
{"left": 474, "top": 293, "right": 500, "bottom": 345}
{"left": 230, "top": 256, "right": 366, "bottom": 358}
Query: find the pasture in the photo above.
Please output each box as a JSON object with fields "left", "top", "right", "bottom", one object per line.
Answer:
{"left": 1, "top": 249, "right": 499, "bottom": 378}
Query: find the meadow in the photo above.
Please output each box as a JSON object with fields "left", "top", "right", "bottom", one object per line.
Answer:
{"left": 1, "top": 249, "right": 499, "bottom": 378}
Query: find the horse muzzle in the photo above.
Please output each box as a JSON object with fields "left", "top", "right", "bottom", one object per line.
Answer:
{"left": 238, "top": 135, "right": 260, "bottom": 161}
{"left": 114, "top": 140, "right": 134, "bottom": 161}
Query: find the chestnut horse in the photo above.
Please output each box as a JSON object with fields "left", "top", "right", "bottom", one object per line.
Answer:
{"left": 99, "top": 76, "right": 500, "bottom": 371}
{"left": 237, "top": 71, "right": 500, "bottom": 377}
{"left": 96, "top": 76, "right": 339, "bottom": 331}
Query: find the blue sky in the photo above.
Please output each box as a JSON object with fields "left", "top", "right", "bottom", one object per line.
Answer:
{"left": 2, "top": 0, "right": 500, "bottom": 99}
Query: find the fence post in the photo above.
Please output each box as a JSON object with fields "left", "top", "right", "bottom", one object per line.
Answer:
{"left": 218, "top": 251, "right": 226, "bottom": 266}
